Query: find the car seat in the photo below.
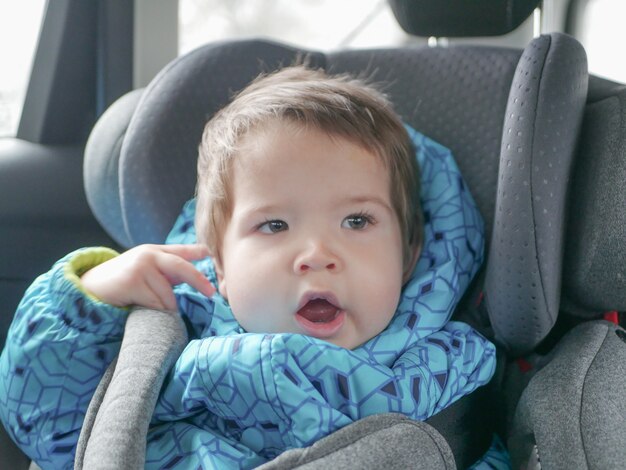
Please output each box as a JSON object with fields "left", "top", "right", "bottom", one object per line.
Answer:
{"left": 0, "top": 0, "right": 604, "bottom": 468}
{"left": 76, "top": 14, "right": 586, "bottom": 470}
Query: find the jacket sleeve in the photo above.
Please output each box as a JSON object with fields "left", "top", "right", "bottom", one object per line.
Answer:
{"left": 0, "top": 248, "right": 128, "bottom": 470}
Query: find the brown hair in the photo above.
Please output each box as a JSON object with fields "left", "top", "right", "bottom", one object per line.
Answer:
{"left": 195, "top": 66, "right": 422, "bottom": 271}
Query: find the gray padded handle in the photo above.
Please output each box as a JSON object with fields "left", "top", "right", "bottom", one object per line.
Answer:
{"left": 74, "top": 309, "right": 188, "bottom": 470}
{"left": 509, "top": 321, "right": 626, "bottom": 469}
{"left": 485, "top": 33, "right": 588, "bottom": 355}
{"left": 258, "top": 413, "right": 456, "bottom": 470}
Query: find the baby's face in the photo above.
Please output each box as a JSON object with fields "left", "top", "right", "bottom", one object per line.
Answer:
{"left": 214, "top": 124, "right": 406, "bottom": 349}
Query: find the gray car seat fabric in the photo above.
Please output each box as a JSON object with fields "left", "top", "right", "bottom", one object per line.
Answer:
{"left": 0, "top": 422, "right": 30, "bottom": 470}
{"left": 561, "top": 79, "right": 626, "bottom": 316}
{"left": 485, "top": 33, "right": 588, "bottom": 355}
{"left": 84, "top": 89, "right": 145, "bottom": 249}
{"left": 257, "top": 413, "right": 456, "bottom": 470}
{"left": 74, "top": 309, "right": 188, "bottom": 470}
{"left": 509, "top": 321, "right": 626, "bottom": 469}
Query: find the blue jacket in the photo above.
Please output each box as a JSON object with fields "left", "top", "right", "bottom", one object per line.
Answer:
{"left": 0, "top": 128, "right": 502, "bottom": 469}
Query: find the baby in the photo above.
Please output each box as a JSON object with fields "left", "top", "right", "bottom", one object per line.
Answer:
{"left": 0, "top": 66, "right": 497, "bottom": 469}
{"left": 81, "top": 66, "right": 422, "bottom": 350}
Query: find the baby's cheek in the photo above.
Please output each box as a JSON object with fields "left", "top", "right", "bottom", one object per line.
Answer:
{"left": 375, "top": 282, "right": 403, "bottom": 322}
{"left": 226, "top": 271, "right": 282, "bottom": 333}
{"left": 361, "top": 260, "right": 404, "bottom": 327}
{"left": 365, "top": 254, "right": 403, "bottom": 301}
{"left": 348, "top": 281, "right": 401, "bottom": 349}
{"left": 226, "top": 280, "right": 258, "bottom": 327}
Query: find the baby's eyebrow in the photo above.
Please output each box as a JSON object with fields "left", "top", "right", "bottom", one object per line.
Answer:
{"left": 236, "top": 203, "right": 283, "bottom": 219}
{"left": 342, "top": 196, "right": 393, "bottom": 213}
{"left": 236, "top": 197, "right": 392, "bottom": 219}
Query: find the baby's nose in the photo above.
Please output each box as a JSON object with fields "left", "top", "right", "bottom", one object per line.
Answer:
{"left": 294, "top": 242, "right": 340, "bottom": 274}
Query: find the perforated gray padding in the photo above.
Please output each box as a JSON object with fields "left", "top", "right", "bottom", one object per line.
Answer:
{"left": 485, "top": 34, "right": 588, "bottom": 355}
{"left": 562, "top": 87, "right": 626, "bottom": 315}
{"left": 119, "top": 40, "right": 325, "bottom": 246}
{"left": 326, "top": 46, "right": 520, "bottom": 236}
{"left": 509, "top": 321, "right": 626, "bottom": 469}
{"left": 84, "top": 89, "right": 144, "bottom": 247}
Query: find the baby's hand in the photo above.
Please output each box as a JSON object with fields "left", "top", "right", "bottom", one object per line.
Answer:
{"left": 80, "top": 244, "right": 215, "bottom": 311}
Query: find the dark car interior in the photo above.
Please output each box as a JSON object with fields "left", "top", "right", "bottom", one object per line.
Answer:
{"left": 2, "top": 0, "right": 626, "bottom": 468}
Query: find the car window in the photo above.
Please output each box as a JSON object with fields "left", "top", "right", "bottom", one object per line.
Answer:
{"left": 570, "top": 0, "right": 626, "bottom": 82}
{"left": 178, "top": 0, "right": 409, "bottom": 56}
{"left": 0, "top": 1, "right": 47, "bottom": 138}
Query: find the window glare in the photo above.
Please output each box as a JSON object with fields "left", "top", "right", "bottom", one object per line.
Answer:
{"left": 0, "top": 1, "right": 47, "bottom": 138}
{"left": 178, "top": 0, "right": 409, "bottom": 56}
{"left": 577, "top": 0, "right": 626, "bottom": 82}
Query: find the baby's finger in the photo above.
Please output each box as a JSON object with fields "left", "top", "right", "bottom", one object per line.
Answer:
{"left": 156, "top": 252, "right": 216, "bottom": 298}
{"left": 155, "top": 244, "right": 211, "bottom": 262}
{"left": 144, "top": 272, "right": 178, "bottom": 312}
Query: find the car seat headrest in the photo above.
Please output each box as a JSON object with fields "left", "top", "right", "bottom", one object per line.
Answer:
{"left": 388, "top": 0, "right": 541, "bottom": 37}
{"left": 561, "top": 78, "right": 626, "bottom": 318}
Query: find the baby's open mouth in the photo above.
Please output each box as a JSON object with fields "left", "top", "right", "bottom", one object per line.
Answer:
{"left": 297, "top": 299, "right": 340, "bottom": 323}
{"left": 295, "top": 296, "right": 346, "bottom": 338}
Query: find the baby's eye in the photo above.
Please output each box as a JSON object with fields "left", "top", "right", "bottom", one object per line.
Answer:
{"left": 342, "top": 213, "right": 374, "bottom": 230}
{"left": 257, "top": 220, "right": 288, "bottom": 234}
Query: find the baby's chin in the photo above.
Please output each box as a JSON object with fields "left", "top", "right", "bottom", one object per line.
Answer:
{"left": 325, "top": 338, "right": 364, "bottom": 350}
{"left": 317, "top": 329, "right": 379, "bottom": 350}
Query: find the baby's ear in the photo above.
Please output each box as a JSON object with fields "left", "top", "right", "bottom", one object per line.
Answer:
{"left": 213, "top": 258, "right": 229, "bottom": 300}
{"left": 402, "top": 241, "right": 422, "bottom": 284}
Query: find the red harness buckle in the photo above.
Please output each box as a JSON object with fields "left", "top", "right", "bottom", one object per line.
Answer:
{"left": 603, "top": 311, "right": 619, "bottom": 325}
